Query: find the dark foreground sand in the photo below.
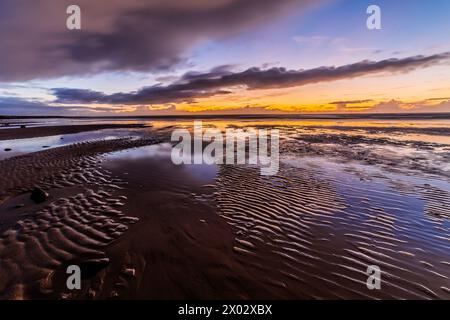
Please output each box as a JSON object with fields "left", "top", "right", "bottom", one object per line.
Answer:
{"left": 0, "top": 124, "right": 147, "bottom": 140}
{"left": 0, "top": 123, "right": 449, "bottom": 299}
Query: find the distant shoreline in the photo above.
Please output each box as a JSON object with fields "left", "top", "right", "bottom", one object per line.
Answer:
{"left": 1, "top": 112, "right": 450, "bottom": 120}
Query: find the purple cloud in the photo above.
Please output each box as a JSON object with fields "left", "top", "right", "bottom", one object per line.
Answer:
{"left": 52, "top": 53, "right": 450, "bottom": 105}
{"left": 0, "top": 0, "right": 314, "bottom": 81}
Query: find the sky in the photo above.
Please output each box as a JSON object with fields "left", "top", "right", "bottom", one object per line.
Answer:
{"left": 0, "top": 0, "right": 450, "bottom": 116}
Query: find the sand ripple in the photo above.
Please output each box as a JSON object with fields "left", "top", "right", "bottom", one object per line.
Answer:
{"left": 214, "top": 160, "right": 450, "bottom": 299}
{"left": 0, "top": 137, "right": 160, "bottom": 299}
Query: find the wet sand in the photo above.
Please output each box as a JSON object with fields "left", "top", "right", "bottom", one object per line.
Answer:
{"left": 0, "top": 120, "right": 449, "bottom": 299}
{"left": 0, "top": 124, "right": 147, "bottom": 140}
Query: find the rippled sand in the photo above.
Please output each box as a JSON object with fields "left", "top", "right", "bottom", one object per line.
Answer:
{"left": 0, "top": 120, "right": 449, "bottom": 299}
{"left": 0, "top": 136, "right": 161, "bottom": 298}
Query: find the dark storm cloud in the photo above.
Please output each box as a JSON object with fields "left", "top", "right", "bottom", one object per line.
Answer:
{"left": 52, "top": 87, "right": 233, "bottom": 105}
{"left": 0, "top": 0, "right": 314, "bottom": 81}
{"left": 52, "top": 53, "right": 450, "bottom": 105}
{"left": 0, "top": 97, "right": 117, "bottom": 115}
{"left": 178, "top": 65, "right": 236, "bottom": 82}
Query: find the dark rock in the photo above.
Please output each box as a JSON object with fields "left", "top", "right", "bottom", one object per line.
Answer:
{"left": 4, "top": 148, "right": 11, "bottom": 151}
{"left": 30, "top": 187, "right": 49, "bottom": 203}
{"left": 42, "top": 146, "right": 50, "bottom": 148}
{"left": 20, "top": 125, "right": 26, "bottom": 129}
{"left": 79, "top": 258, "right": 110, "bottom": 279}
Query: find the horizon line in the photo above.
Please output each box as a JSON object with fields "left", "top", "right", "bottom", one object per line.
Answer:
{"left": 1, "top": 112, "right": 450, "bottom": 120}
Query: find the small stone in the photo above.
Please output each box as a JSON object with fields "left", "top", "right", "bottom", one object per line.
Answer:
{"left": 30, "top": 187, "right": 49, "bottom": 204}
{"left": 4, "top": 148, "right": 11, "bottom": 152}
{"left": 20, "top": 125, "right": 26, "bottom": 129}
{"left": 42, "top": 146, "right": 50, "bottom": 148}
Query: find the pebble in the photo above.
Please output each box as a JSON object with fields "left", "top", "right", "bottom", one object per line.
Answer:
{"left": 30, "top": 187, "right": 49, "bottom": 203}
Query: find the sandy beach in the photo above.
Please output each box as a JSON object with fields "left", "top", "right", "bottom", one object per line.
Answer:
{"left": 0, "top": 119, "right": 449, "bottom": 299}
{"left": 0, "top": 123, "right": 148, "bottom": 140}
